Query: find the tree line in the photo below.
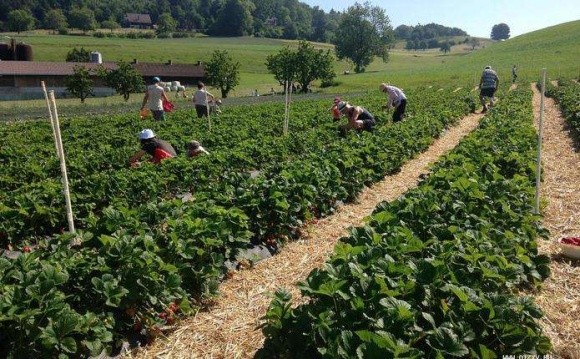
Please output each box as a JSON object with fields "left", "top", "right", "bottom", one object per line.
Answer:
{"left": 1, "top": 0, "right": 469, "bottom": 44}
{"left": 0, "top": 0, "right": 342, "bottom": 42}
{"left": 394, "top": 23, "right": 468, "bottom": 41}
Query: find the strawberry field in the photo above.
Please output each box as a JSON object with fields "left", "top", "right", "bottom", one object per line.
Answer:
{"left": 258, "top": 88, "right": 553, "bottom": 357}
{"left": 545, "top": 79, "right": 580, "bottom": 136}
{"left": 0, "top": 87, "right": 478, "bottom": 357}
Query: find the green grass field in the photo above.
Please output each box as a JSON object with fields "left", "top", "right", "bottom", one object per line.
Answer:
{"left": 1, "top": 20, "right": 578, "bottom": 120}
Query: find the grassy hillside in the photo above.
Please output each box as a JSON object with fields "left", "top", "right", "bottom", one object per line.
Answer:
{"left": 0, "top": 20, "right": 578, "bottom": 113}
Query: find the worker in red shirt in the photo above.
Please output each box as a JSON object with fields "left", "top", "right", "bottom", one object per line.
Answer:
{"left": 129, "top": 129, "right": 176, "bottom": 166}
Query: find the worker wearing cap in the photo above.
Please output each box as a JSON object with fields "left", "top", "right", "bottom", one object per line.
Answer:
{"left": 379, "top": 83, "right": 407, "bottom": 122}
{"left": 336, "top": 101, "right": 376, "bottom": 132}
{"left": 141, "top": 77, "right": 170, "bottom": 121}
{"left": 479, "top": 65, "right": 499, "bottom": 113}
{"left": 186, "top": 140, "right": 210, "bottom": 158}
{"left": 129, "top": 129, "right": 177, "bottom": 166}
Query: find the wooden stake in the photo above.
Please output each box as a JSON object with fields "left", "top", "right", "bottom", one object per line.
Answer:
{"left": 534, "top": 69, "right": 546, "bottom": 215}
{"left": 48, "top": 90, "right": 75, "bottom": 234}
{"left": 205, "top": 91, "right": 212, "bottom": 131}
{"left": 41, "top": 81, "right": 59, "bottom": 157}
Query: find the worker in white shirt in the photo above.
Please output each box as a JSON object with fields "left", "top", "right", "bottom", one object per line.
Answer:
{"left": 379, "top": 83, "right": 407, "bottom": 122}
{"left": 193, "top": 81, "right": 215, "bottom": 118}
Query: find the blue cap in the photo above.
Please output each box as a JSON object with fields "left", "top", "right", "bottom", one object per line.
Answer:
{"left": 153, "top": 77, "right": 161, "bottom": 83}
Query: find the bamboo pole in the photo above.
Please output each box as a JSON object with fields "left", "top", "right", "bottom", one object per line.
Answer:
{"left": 287, "top": 81, "right": 292, "bottom": 132}
{"left": 283, "top": 80, "right": 289, "bottom": 135}
{"left": 534, "top": 69, "right": 546, "bottom": 215}
{"left": 41, "top": 81, "right": 59, "bottom": 157}
{"left": 48, "top": 91, "right": 75, "bottom": 233}
{"left": 205, "top": 91, "right": 212, "bottom": 132}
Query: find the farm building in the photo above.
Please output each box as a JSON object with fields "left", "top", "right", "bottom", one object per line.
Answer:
{"left": 123, "top": 13, "right": 153, "bottom": 29}
{"left": 0, "top": 60, "right": 205, "bottom": 100}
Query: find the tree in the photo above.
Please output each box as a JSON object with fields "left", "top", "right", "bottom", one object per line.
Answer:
{"left": 101, "top": 19, "right": 120, "bottom": 33}
{"left": 209, "top": 0, "right": 254, "bottom": 36}
{"left": 265, "top": 46, "right": 297, "bottom": 88}
{"left": 7, "top": 9, "right": 35, "bottom": 33}
{"left": 98, "top": 61, "right": 144, "bottom": 101}
{"left": 65, "top": 65, "right": 94, "bottom": 103}
{"left": 43, "top": 9, "right": 67, "bottom": 33}
{"left": 204, "top": 50, "right": 241, "bottom": 98}
{"left": 491, "top": 23, "right": 510, "bottom": 40}
{"left": 333, "top": 2, "right": 394, "bottom": 73}
{"left": 156, "top": 12, "right": 177, "bottom": 35}
{"left": 68, "top": 7, "right": 97, "bottom": 32}
{"left": 469, "top": 37, "right": 480, "bottom": 50}
{"left": 439, "top": 41, "right": 451, "bottom": 54}
{"left": 66, "top": 47, "right": 91, "bottom": 62}
{"left": 394, "top": 24, "right": 413, "bottom": 39}
{"left": 266, "top": 40, "right": 335, "bottom": 93}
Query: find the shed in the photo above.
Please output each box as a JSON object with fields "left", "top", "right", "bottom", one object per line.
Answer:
{"left": 123, "top": 13, "right": 153, "bottom": 29}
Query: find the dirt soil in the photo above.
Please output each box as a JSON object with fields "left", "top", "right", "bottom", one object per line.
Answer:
{"left": 129, "top": 85, "right": 579, "bottom": 358}
{"left": 530, "top": 84, "right": 580, "bottom": 359}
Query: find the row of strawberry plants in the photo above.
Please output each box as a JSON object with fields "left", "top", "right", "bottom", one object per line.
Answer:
{"left": 0, "top": 89, "right": 473, "bottom": 357}
{"left": 1, "top": 87, "right": 470, "bottom": 242}
{"left": 0, "top": 199, "right": 252, "bottom": 358}
{"left": 0, "top": 88, "right": 435, "bottom": 190}
{"left": 258, "top": 87, "right": 552, "bottom": 358}
{"left": 544, "top": 78, "right": 580, "bottom": 135}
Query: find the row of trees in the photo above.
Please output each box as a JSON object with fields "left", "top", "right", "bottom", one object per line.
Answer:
{"left": 394, "top": 23, "right": 467, "bottom": 41}
{"left": 405, "top": 38, "right": 461, "bottom": 51}
{"left": 65, "top": 61, "right": 144, "bottom": 103}
{"left": 2, "top": 0, "right": 476, "bottom": 46}
{"left": 0, "top": 0, "right": 343, "bottom": 42}
{"left": 65, "top": 48, "right": 243, "bottom": 102}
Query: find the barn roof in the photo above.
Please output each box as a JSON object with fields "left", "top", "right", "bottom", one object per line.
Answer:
{"left": 124, "top": 13, "right": 152, "bottom": 25}
{"left": 0, "top": 61, "right": 205, "bottom": 77}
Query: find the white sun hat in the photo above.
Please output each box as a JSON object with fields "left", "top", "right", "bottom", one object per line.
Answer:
{"left": 139, "top": 129, "right": 156, "bottom": 140}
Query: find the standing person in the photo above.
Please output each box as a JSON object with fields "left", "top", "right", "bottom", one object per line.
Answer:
{"left": 479, "top": 65, "right": 499, "bottom": 113}
{"left": 129, "top": 129, "right": 176, "bottom": 166}
{"left": 141, "top": 77, "right": 170, "bottom": 121}
{"left": 193, "top": 82, "right": 215, "bottom": 118}
{"left": 336, "top": 101, "right": 376, "bottom": 132}
{"left": 186, "top": 140, "right": 210, "bottom": 157}
{"left": 512, "top": 65, "right": 518, "bottom": 83}
{"left": 379, "top": 83, "right": 407, "bottom": 122}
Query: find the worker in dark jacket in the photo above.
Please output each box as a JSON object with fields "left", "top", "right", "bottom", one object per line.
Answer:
{"left": 129, "top": 129, "right": 176, "bottom": 166}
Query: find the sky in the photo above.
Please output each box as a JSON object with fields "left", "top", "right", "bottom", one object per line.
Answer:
{"left": 301, "top": 0, "right": 580, "bottom": 38}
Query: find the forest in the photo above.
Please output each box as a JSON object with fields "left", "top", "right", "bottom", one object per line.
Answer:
{"left": 1, "top": 0, "right": 468, "bottom": 43}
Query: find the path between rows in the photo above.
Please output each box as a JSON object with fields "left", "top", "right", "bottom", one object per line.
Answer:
{"left": 530, "top": 84, "right": 580, "bottom": 359}
{"left": 130, "top": 111, "right": 485, "bottom": 359}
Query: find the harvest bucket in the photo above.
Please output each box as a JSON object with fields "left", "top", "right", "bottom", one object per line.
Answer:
{"left": 163, "top": 100, "right": 174, "bottom": 112}
{"left": 558, "top": 237, "right": 580, "bottom": 259}
{"left": 139, "top": 108, "right": 150, "bottom": 119}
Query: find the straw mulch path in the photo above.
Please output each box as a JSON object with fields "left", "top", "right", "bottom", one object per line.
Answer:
{"left": 129, "top": 112, "right": 485, "bottom": 359}
{"left": 530, "top": 84, "right": 580, "bottom": 359}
